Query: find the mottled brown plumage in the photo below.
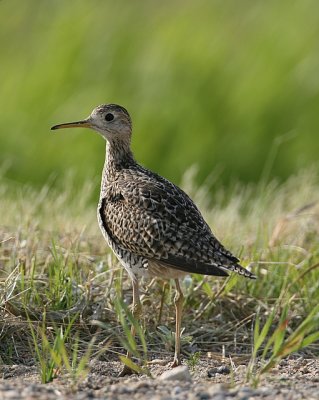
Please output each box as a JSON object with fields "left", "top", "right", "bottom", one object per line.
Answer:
{"left": 52, "top": 103, "right": 255, "bottom": 374}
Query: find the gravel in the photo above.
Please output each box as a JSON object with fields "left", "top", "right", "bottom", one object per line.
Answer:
{"left": 159, "top": 365, "right": 192, "bottom": 382}
{"left": 0, "top": 357, "right": 318, "bottom": 399}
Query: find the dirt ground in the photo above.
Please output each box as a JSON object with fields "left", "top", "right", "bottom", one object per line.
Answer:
{"left": 1, "top": 356, "right": 318, "bottom": 400}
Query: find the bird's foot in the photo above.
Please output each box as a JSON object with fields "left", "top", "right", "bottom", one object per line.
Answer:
{"left": 170, "top": 356, "right": 181, "bottom": 368}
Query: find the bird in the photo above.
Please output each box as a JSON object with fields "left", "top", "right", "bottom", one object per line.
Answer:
{"left": 51, "top": 104, "right": 256, "bottom": 375}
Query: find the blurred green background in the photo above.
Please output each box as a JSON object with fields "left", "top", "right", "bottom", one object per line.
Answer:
{"left": 1, "top": 0, "right": 319, "bottom": 194}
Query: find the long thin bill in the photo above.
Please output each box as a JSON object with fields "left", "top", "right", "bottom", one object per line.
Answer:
{"left": 51, "top": 120, "right": 91, "bottom": 131}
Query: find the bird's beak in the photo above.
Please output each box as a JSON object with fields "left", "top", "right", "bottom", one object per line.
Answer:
{"left": 51, "top": 118, "right": 93, "bottom": 131}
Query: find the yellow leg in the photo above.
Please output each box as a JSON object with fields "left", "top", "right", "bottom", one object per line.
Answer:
{"left": 118, "top": 278, "right": 142, "bottom": 377}
{"left": 158, "top": 281, "right": 169, "bottom": 324}
{"left": 172, "top": 279, "right": 184, "bottom": 367}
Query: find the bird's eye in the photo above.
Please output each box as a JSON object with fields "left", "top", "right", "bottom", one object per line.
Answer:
{"left": 105, "top": 113, "right": 114, "bottom": 122}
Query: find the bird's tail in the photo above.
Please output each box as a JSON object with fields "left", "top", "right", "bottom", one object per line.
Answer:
{"left": 222, "top": 263, "right": 256, "bottom": 279}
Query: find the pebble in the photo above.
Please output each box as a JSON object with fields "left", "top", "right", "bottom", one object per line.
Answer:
{"left": 197, "top": 391, "right": 211, "bottom": 400}
{"left": 1, "top": 358, "right": 319, "bottom": 399}
{"left": 207, "top": 366, "right": 231, "bottom": 377}
{"left": 159, "top": 366, "right": 192, "bottom": 382}
{"left": 209, "top": 396, "right": 226, "bottom": 400}
{"left": 171, "top": 385, "right": 182, "bottom": 395}
{"left": 236, "top": 386, "right": 256, "bottom": 400}
{"left": 208, "top": 383, "right": 228, "bottom": 397}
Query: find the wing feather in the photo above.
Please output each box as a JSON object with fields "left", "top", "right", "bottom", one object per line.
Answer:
{"left": 98, "top": 169, "right": 245, "bottom": 277}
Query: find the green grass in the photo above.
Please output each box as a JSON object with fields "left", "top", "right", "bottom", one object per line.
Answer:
{"left": 28, "top": 312, "right": 94, "bottom": 384}
{"left": 1, "top": 1, "right": 319, "bottom": 382}
{"left": 0, "top": 166, "right": 318, "bottom": 384}
{"left": 1, "top": 0, "right": 319, "bottom": 191}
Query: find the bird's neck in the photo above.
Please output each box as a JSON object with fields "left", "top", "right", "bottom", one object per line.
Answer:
{"left": 100, "top": 140, "right": 135, "bottom": 193}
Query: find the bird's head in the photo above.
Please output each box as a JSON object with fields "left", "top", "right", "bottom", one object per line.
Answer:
{"left": 51, "top": 104, "right": 132, "bottom": 142}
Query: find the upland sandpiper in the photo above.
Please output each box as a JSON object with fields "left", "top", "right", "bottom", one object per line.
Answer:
{"left": 51, "top": 104, "right": 256, "bottom": 375}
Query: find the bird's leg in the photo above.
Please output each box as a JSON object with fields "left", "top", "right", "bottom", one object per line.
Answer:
{"left": 172, "top": 278, "right": 184, "bottom": 367}
{"left": 130, "top": 277, "right": 142, "bottom": 336}
{"left": 158, "top": 281, "right": 169, "bottom": 324}
{"left": 118, "top": 278, "right": 142, "bottom": 377}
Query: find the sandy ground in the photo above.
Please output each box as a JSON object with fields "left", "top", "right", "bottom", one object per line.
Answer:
{"left": 1, "top": 356, "right": 318, "bottom": 399}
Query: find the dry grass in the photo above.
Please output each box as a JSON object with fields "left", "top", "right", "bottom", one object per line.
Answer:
{"left": 0, "top": 166, "right": 318, "bottom": 381}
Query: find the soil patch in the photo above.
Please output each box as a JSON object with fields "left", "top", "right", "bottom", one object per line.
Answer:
{"left": 1, "top": 357, "right": 318, "bottom": 399}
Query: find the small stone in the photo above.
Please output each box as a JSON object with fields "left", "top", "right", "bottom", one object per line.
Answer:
{"left": 217, "top": 366, "right": 231, "bottom": 374}
{"left": 208, "top": 383, "right": 228, "bottom": 396}
{"left": 132, "top": 380, "right": 151, "bottom": 390}
{"left": 210, "top": 396, "right": 226, "bottom": 400}
{"left": 207, "top": 365, "right": 230, "bottom": 377}
{"left": 237, "top": 387, "right": 255, "bottom": 400}
{"left": 171, "top": 386, "right": 182, "bottom": 395}
{"left": 255, "top": 387, "right": 276, "bottom": 397}
{"left": 195, "top": 391, "right": 211, "bottom": 400}
{"left": 0, "top": 389, "right": 21, "bottom": 399}
{"left": 207, "top": 368, "right": 217, "bottom": 377}
{"left": 159, "top": 366, "right": 192, "bottom": 382}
